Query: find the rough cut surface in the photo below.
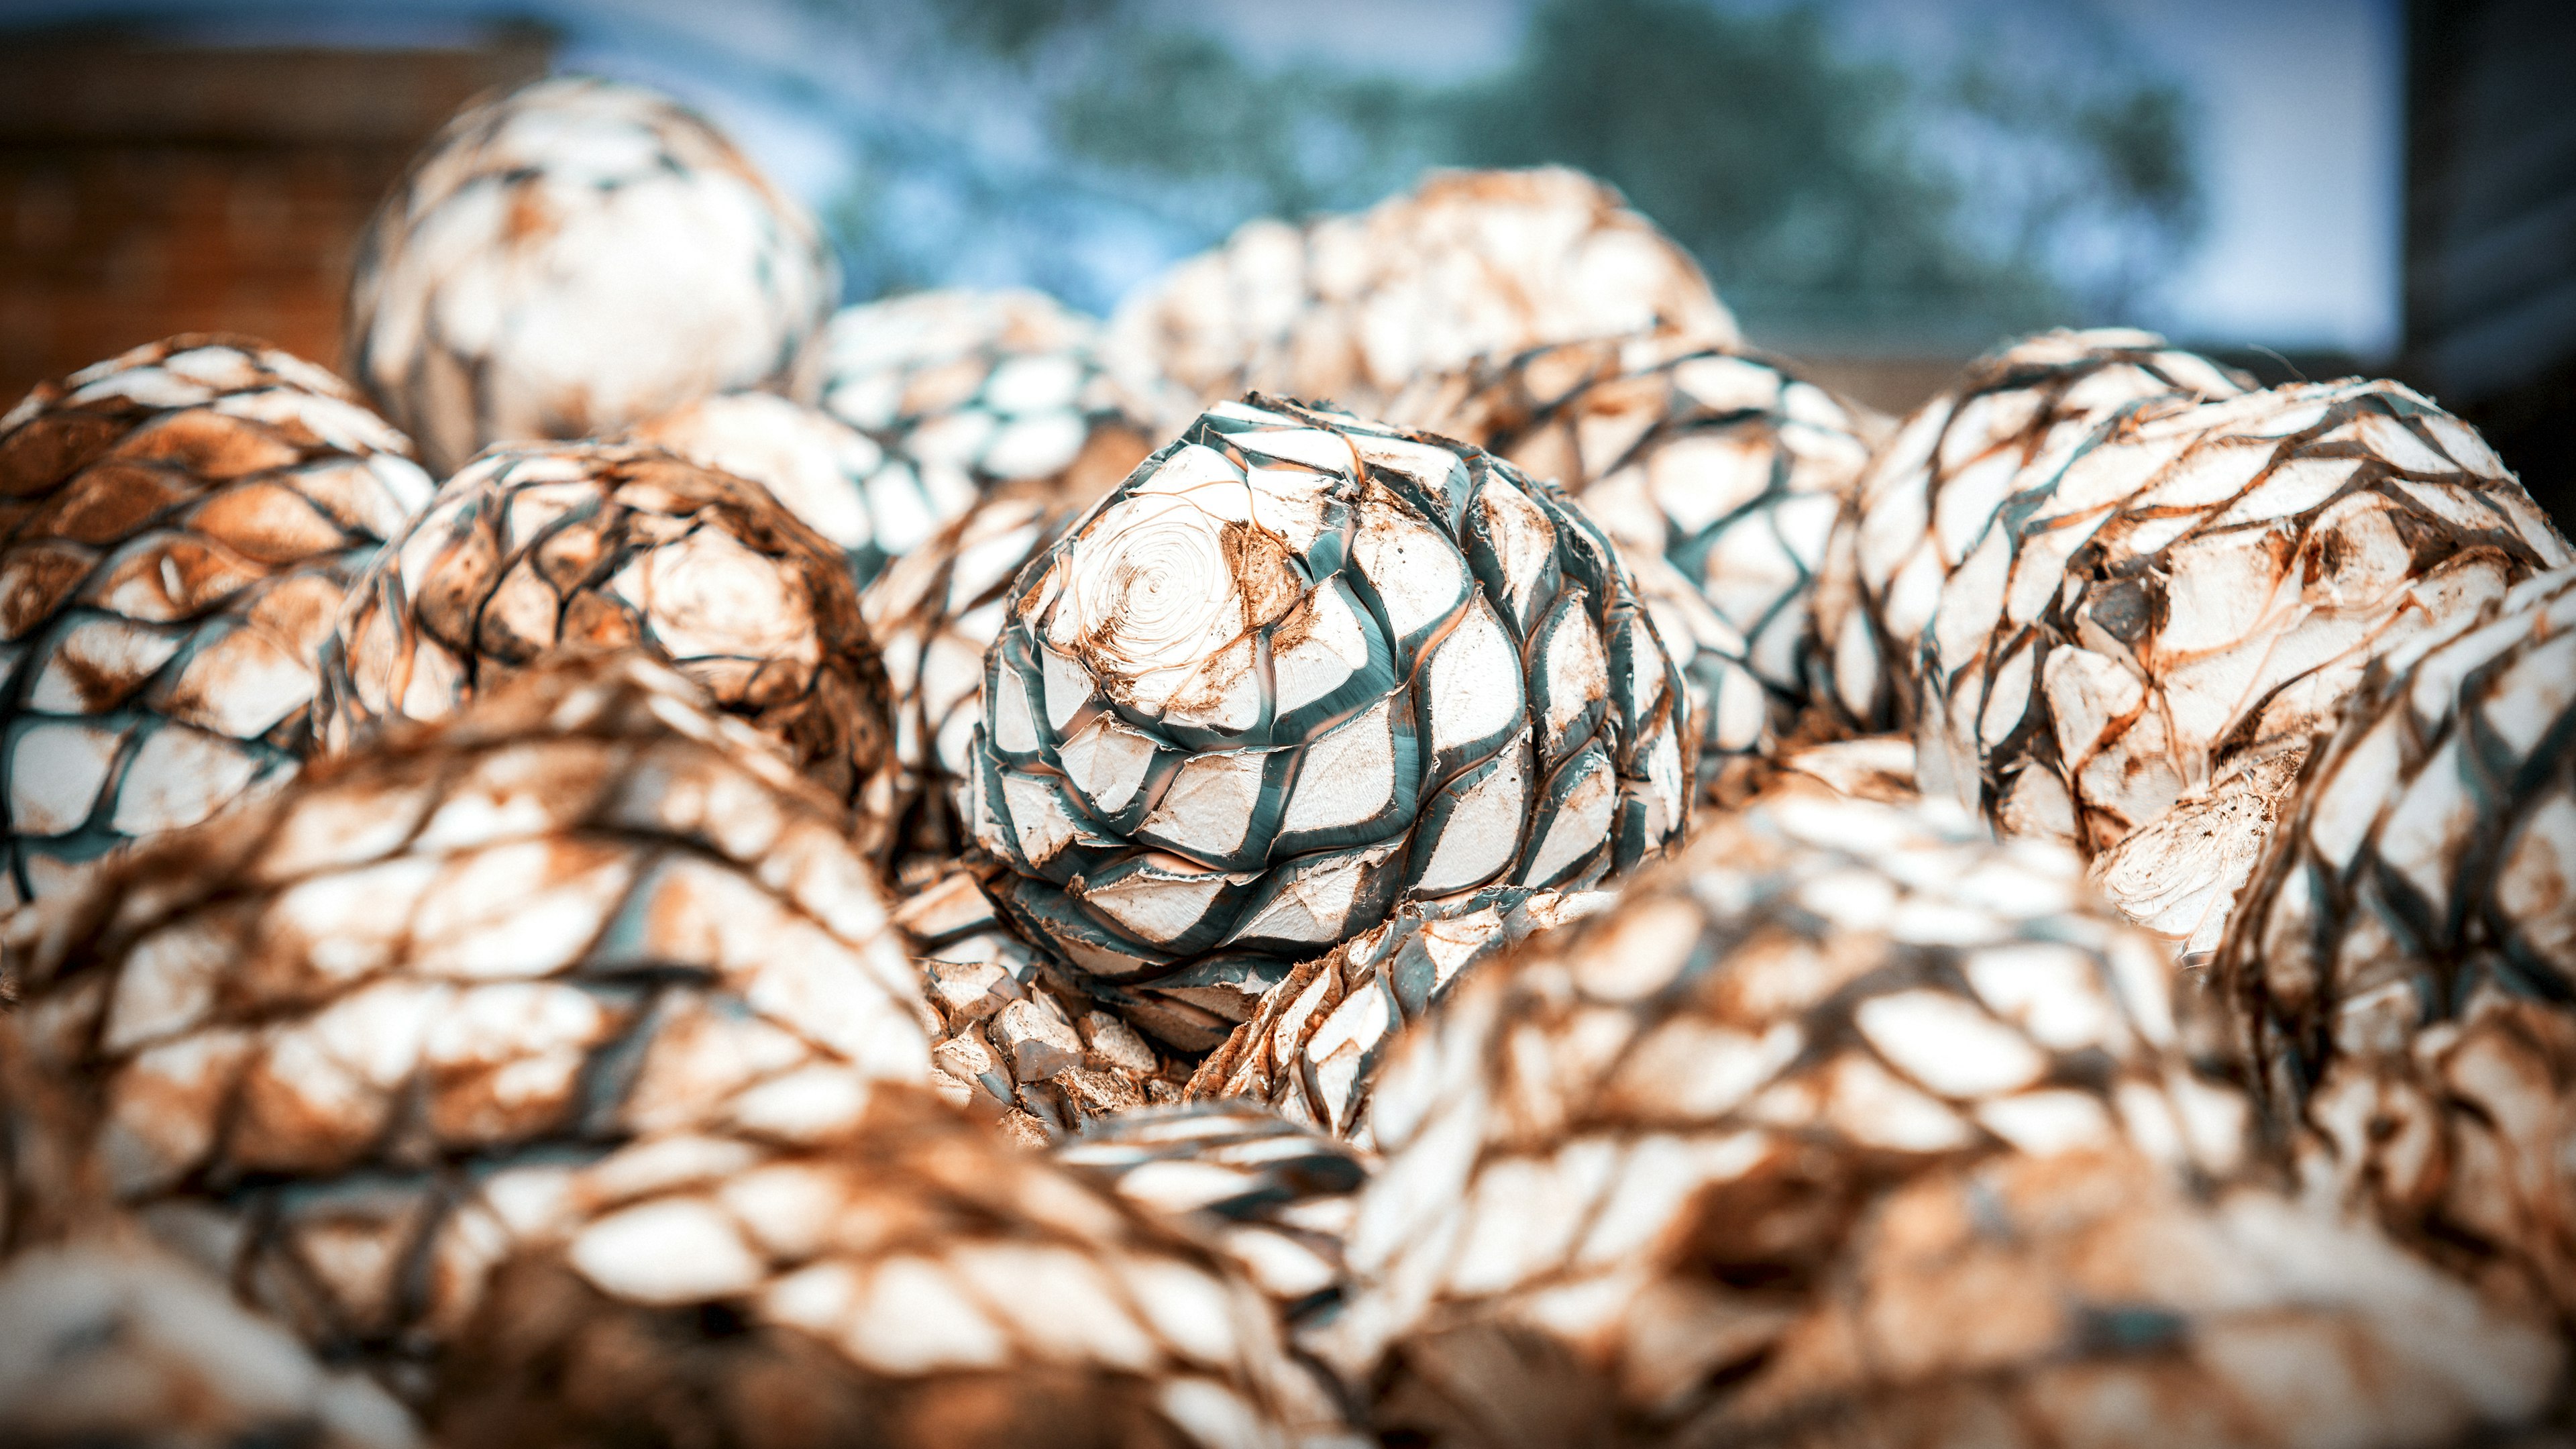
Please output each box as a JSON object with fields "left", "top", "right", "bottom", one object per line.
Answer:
{"left": 821, "top": 287, "right": 1181, "bottom": 523}
{"left": 971, "top": 397, "right": 1693, "bottom": 1053}
{"left": 896, "top": 863, "right": 1189, "bottom": 1146}
{"left": 865, "top": 493, "right": 1088, "bottom": 871}
{"left": 1309, "top": 792, "right": 2565, "bottom": 1446}
{"left": 347, "top": 76, "right": 838, "bottom": 475}
{"left": 315, "top": 441, "right": 897, "bottom": 833}
{"left": 1393, "top": 339, "right": 1881, "bottom": 788}
{"left": 624, "top": 391, "right": 922, "bottom": 590}
{"left": 2220, "top": 564, "right": 2576, "bottom": 1320}
{"left": 3, "top": 654, "right": 929, "bottom": 1399}
{"left": 1811, "top": 328, "right": 2249, "bottom": 735}
{"left": 427, "top": 1088, "right": 1327, "bottom": 1449}
{"left": 1185, "top": 888, "right": 1610, "bottom": 1143}
{"left": 1111, "top": 169, "right": 1737, "bottom": 419}
{"left": 1910, "top": 376, "right": 2571, "bottom": 957}
{"left": 0, "top": 334, "right": 435, "bottom": 908}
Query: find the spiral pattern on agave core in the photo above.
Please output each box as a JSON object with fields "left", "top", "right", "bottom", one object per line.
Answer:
{"left": 970, "top": 398, "right": 1693, "bottom": 1050}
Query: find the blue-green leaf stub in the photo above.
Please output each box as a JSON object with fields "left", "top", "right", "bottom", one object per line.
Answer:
{"left": 967, "top": 396, "right": 1693, "bottom": 1042}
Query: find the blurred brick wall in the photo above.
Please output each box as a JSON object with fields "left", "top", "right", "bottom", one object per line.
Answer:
{"left": 0, "top": 32, "right": 549, "bottom": 405}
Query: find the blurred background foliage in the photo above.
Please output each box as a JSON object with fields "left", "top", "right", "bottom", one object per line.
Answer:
{"left": 824, "top": 0, "right": 2204, "bottom": 350}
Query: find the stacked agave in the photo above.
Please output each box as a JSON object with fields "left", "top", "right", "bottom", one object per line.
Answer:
{"left": 820, "top": 288, "right": 1183, "bottom": 519}
{"left": 315, "top": 441, "right": 897, "bottom": 826}
{"left": 1057, "top": 1102, "right": 1375, "bottom": 1336}
{"left": 1899, "top": 371, "right": 2571, "bottom": 953}
{"left": 1186, "top": 887, "right": 1609, "bottom": 1141}
{"left": 1810, "top": 327, "right": 2251, "bottom": 732}
{"left": 622, "top": 390, "right": 915, "bottom": 589}
{"left": 2220, "top": 564, "right": 2576, "bottom": 1317}
{"left": 1393, "top": 338, "right": 1882, "bottom": 788}
{"left": 426, "top": 1089, "right": 1327, "bottom": 1449}
{"left": 1307, "top": 786, "right": 2567, "bottom": 1445}
{"left": 840, "top": 290, "right": 1183, "bottom": 865}
{"left": 2, "top": 655, "right": 932, "bottom": 1397}
{"left": 346, "top": 76, "right": 839, "bottom": 475}
{"left": 969, "top": 397, "right": 1694, "bottom": 1051}
{"left": 0, "top": 335, "right": 433, "bottom": 908}
{"left": 1112, "top": 168, "right": 1737, "bottom": 417}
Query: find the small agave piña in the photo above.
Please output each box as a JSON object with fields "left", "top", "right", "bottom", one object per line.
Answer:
{"left": 969, "top": 397, "right": 1694, "bottom": 1051}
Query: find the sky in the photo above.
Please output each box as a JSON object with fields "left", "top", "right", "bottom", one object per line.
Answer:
{"left": 0, "top": 0, "right": 2408, "bottom": 357}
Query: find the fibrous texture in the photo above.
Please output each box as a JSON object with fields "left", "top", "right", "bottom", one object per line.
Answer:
{"left": 427, "top": 1089, "right": 1324, "bottom": 1449}
{"left": 0, "top": 335, "right": 435, "bottom": 907}
{"left": 820, "top": 287, "right": 1180, "bottom": 522}
{"left": 2221, "top": 564, "right": 2576, "bottom": 1318}
{"left": 1811, "top": 328, "right": 2249, "bottom": 734}
{"left": 316, "top": 442, "right": 896, "bottom": 829}
{"left": 1059, "top": 1102, "right": 1373, "bottom": 1334}
{"left": 1111, "top": 169, "right": 1737, "bottom": 418}
{"left": 970, "top": 398, "right": 1694, "bottom": 1052}
{"left": 3, "top": 654, "right": 929, "bottom": 1394}
{"left": 864, "top": 493, "right": 1085, "bottom": 869}
{"left": 1185, "top": 888, "right": 1609, "bottom": 1142}
{"left": 347, "top": 76, "right": 838, "bottom": 475}
{"left": 1393, "top": 339, "right": 1880, "bottom": 785}
{"left": 1910, "top": 376, "right": 2571, "bottom": 956}
{"left": 0, "top": 1238, "right": 424, "bottom": 1449}
{"left": 1309, "top": 792, "right": 2564, "bottom": 1446}
{"left": 897, "top": 864, "right": 1189, "bottom": 1145}
{"left": 623, "top": 391, "right": 921, "bottom": 590}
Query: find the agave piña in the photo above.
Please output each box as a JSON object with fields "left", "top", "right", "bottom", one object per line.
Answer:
{"left": 969, "top": 397, "right": 1693, "bottom": 1050}
{"left": 1911, "top": 376, "right": 2569, "bottom": 955}
{"left": 0, "top": 335, "right": 433, "bottom": 906}
{"left": 1112, "top": 169, "right": 1735, "bottom": 418}
{"left": 347, "top": 77, "right": 837, "bottom": 476}
{"left": 2220, "top": 564, "right": 2576, "bottom": 1316}
{"left": 1311, "top": 789, "right": 2563, "bottom": 1446}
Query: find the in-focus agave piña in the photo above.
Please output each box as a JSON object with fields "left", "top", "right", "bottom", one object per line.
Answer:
{"left": 1911, "top": 376, "right": 2571, "bottom": 957}
{"left": 1058, "top": 1102, "right": 1373, "bottom": 1335}
{"left": 1307, "top": 790, "right": 2564, "bottom": 1447}
{"left": 1809, "top": 328, "right": 2250, "bottom": 733}
{"left": 2, "top": 655, "right": 929, "bottom": 1397}
{"left": 0, "top": 1237, "right": 424, "bottom": 1449}
{"left": 427, "top": 1087, "right": 1328, "bottom": 1449}
{"left": 2219, "top": 564, "right": 2576, "bottom": 1316}
{"left": 969, "top": 398, "right": 1695, "bottom": 1051}
{"left": 1393, "top": 339, "right": 1882, "bottom": 788}
{"left": 896, "top": 865, "right": 1189, "bottom": 1145}
{"left": 315, "top": 441, "right": 896, "bottom": 828}
{"left": 347, "top": 77, "right": 839, "bottom": 476}
{"left": 623, "top": 390, "right": 920, "bottom": 590}
{"left": 1111, "top": 168, "right": 1737, "bottom": 419}
{"left": 0, "top": 335, "right": 435, "bottom": 908}
{"left": 820, "top": 288, "right": 1183, "bottom": 517}
{"left": 1185, "top": 887, "right": 1608, "bottom": 1142}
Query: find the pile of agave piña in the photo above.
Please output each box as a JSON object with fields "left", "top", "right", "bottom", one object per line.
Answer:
{"left": 0, "top": 73, "right": 2569, "bottom": 1449}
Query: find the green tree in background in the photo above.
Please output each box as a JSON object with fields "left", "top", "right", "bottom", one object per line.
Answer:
{"left": 839, "top": 0, "right": 2202, "bottom": 345}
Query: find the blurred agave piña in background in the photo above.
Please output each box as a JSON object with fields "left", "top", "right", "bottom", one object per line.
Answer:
{"left": 345, "top": 76, "right": 840, "bottom": 476}
{"left": 1112, "top": 168, "right": 1738, "bottom": 418}
{"left": 0, "top": 335, "right": 433, "bottom": 908}
{"left": 1393, "top": 338, "right": 1881, "bottom": 795}
{"left": 970, "top": 396, "right": 1693, "bottom": 1052}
